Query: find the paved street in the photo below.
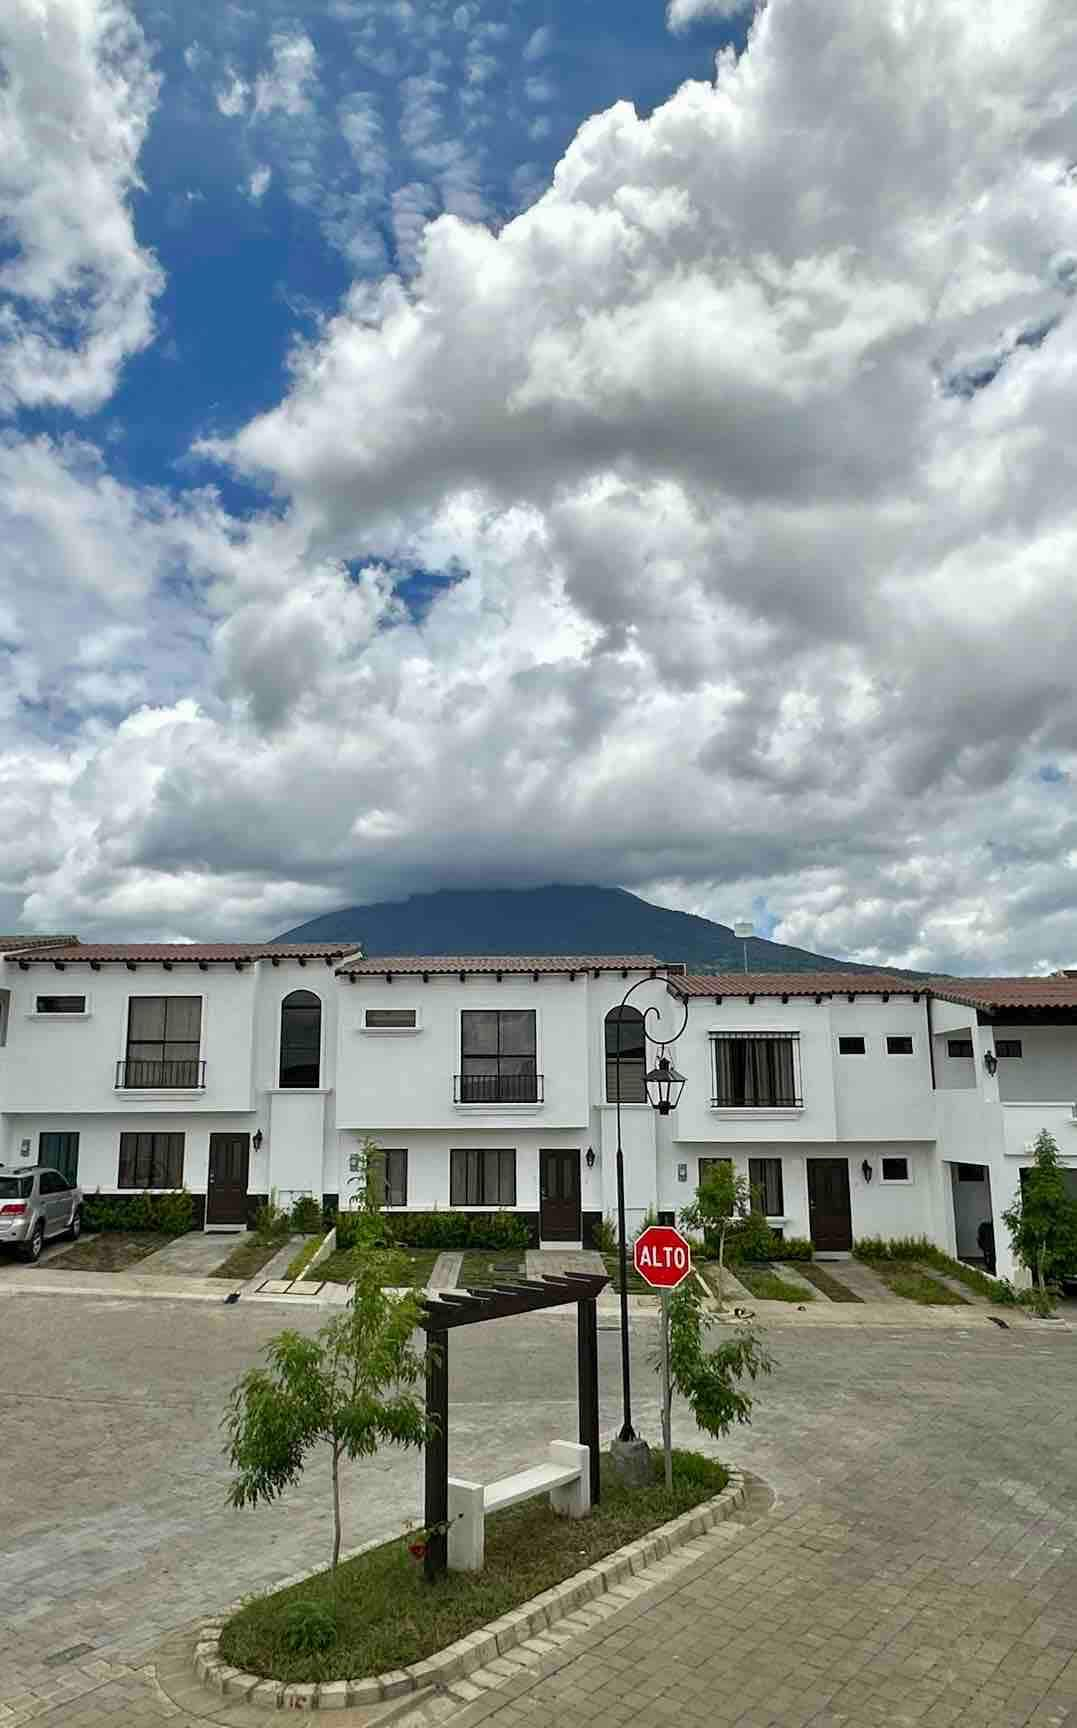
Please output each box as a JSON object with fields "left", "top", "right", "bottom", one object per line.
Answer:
{"left": 2, "top": 1292, "right": 1077, "bottom": 1726}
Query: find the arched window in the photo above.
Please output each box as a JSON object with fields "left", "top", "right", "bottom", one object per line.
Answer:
{"left": 279, "top": 990, "right": 321, "bottom": 1088}
{"left": 605, "top": 1005, "right": 646, "bottom": 1103}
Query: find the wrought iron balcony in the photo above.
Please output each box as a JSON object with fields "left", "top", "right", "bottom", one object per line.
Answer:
{"left": 454, "top": 1072, "right": 544, "bottom": 1104}
{"left": 116, "top": 1058, "right": 206, "bottom": 1089}
{"left": 711, "top": 1090, "right": 802, "bottom": 1108}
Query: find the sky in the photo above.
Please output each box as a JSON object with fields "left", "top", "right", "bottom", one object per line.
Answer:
{"left": 1, "top": 0, "right": 1076, "bottom": 973}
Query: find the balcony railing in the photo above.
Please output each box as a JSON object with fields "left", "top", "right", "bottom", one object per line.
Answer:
{"left": 116, "top": 1058, "right": 206, "bottom": 1089}
{"left": 454, "top": 1072, "right": 544, "bottom": 1104}
{"left": 711, "top": 1091, "right": 803, "bottom": 1108}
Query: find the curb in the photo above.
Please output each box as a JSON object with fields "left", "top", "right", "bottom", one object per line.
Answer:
{"left": 191, "top": 1468, "right": 746, "bottom": 1711}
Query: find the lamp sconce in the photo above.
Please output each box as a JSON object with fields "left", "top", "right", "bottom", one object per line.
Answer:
{"left": 677, "top": 1162, "right": 688, "bottom": 1183}
{"left": 861, "top": 1159, "right": 873, "bottom": 1183}
{"left": 18, "top": 1139, "right": 30, "bottom": 1157}
{"left": 252, "top": 1129, "right": 263, "bottom": 1152}
{"left": 984, "top": 1051, "right": 998, "bottom": 1077}
{"left": 585, "top": 1146, "right": 596, "bottom": 1170}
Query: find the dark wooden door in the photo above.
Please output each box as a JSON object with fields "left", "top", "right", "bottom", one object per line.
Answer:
{"left": 807, "top": 1158, "right": 852, "bottom": 1251}
{"left": 540, "top": 1149, "right": 581, "bottom": 1242}
{"left": 207, "top": 1133, "right": 250, "bottom": 1226}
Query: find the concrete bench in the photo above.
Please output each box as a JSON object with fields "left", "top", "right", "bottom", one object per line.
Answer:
{"left": 447, "top": 1440, "right": 591, "bottom": 1571}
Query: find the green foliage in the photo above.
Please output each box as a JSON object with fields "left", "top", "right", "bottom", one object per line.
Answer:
{"left": 346, "top": 1137, "right": 390, "bottom": 1214}
{"left": 776, "top": 1236, "right": 813, "bottom": 1262}
{"left": 591, "top": 1214, "right": 619, "bottom": 1255}
{"left": 631, "top": 1206, "right": 661, "bottom": 1246}
{"left": 335, "top": 1208, "right": 395, "bottom": 1251}
{"left": 471, "top": 1210, "right": 529, "bottom": 1250}
{"left": 724, "top": 1210, "right": 782, "bottom": 1265}
{"left": 339, "top": 1208, "right": 530, "bottom": 1251}
{"left": 281, "top": 1601, "right": 338, "bottom": 1655}
{"left": 290, "top": 1194, "right": 324, "bottom": 1234}
{"left": 83, "top": 1187, "right": 194, "bottom": 1236}
{"left": 286, "top": 1235, "right": 324, "bottom": 1282}
{"left": 853, "top": 1234, "right": 938, "bottom": 1262}
{"left": 254, "top": 1191, "right": 292, "bottom": 1240}
{"left": 224, "top": 1254, "right": 430, "bottom": 1568}
{"left": 735, "top": 1265, "right": 811, "bottom": 1302}
{"left": 854, "top": 1234, "right": 1023, "bottom": 1304}
{"left": 660, "top": 1279, "right": 772, "bottom": 1438}
{"left": 1001, "top": 1131, "right": 1077, "bottom": 1303}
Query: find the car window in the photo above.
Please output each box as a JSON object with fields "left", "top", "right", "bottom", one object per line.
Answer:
{"left": 39, "top": 1170, "right": 63, "bottom": 1194}
{"left": 0, "top": 1175, "right": 31, "bottom": 1198}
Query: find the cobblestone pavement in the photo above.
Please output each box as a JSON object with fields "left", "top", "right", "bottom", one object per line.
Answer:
{"left": 2, "top": 1293, "right": 1076, "bottom": 1726}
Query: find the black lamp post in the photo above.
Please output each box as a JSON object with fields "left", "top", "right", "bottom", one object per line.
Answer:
{"left": 612, "top": 977, "right": 688, "bottom": 1443}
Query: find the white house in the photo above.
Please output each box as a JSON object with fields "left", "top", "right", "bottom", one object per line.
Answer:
{"left": 2, "top": 935, "right": 1077, "bottom": 1281}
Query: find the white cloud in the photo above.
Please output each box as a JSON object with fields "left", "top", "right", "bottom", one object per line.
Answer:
{"left": 247, "top": 164, "right": 272, "bottom": 200}
{"left": 253, "top": 31, "right": 317, "bottom": 116}
{"left": 216, "top": 69, "right": 249, "bottom": 117}
{"left": 524, "top": 75, "right": 553, "bottom": 105}
{"left": 666, "top": 0, "right": 754, "bottom": 30}
{"left": 0, "top": 0, "right": 163, "bottom": 414}
{"left": 523, "top": 26, "right": 552, "bottom": 61}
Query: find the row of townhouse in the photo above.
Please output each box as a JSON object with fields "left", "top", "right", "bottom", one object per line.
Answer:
{"left": 1, "top": 934, "right": 1076, "bottom": 1282}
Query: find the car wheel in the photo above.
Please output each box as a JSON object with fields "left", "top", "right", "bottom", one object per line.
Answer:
{"left": 20, "top": 1222, "right": 44, "bottom": 1263}
{"left": 69, "top": 1208, "right": 82, "bottom": 1242}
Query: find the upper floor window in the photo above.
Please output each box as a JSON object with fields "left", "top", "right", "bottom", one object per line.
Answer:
{"left": 125, "top": 996, "right": 202, "bottom": 1088}
{"left": 36, "top": 994, "right": 86, "bottom": 1014}
{"left": 459, "top": 1010, "right": 537, "bottom": 1103}
{"left": 947, "top": 1038, "right": 973, "bottom": 1058}
{"left": 605, "top": 1005, "right": 646, "bottom": 1103}
{"left": 280, "top": 990, "right": 322, "bottom": 1088}
{"left": 711, "top": 1032, "right": 801, "bottom": 1108}
{"left": 995, "top": 1039, "right": 1023, "bottom": 1058}
{"left": 886, "top": 1036, "right": 914, "bottom": 1055}
{"left": 363, "top": 1008, "right": 419, "bottom": 1031}
{"left": 838, "top": 1036, "right": 866, "bottom": 1055}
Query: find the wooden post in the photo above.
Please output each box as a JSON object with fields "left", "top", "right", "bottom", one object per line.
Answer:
{"left": 577, "top": 1294, "right": 600, "bottom": 1507}
{"left": 424, "top": 1330, "right": 449, "bottom": 1581}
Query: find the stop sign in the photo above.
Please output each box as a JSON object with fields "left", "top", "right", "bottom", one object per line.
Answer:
{"left": 633, "top": 1224, "right": 693, "bottom": 1290}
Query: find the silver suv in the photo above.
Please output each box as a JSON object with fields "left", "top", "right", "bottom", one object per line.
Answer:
{"left": 0, "top": 1166, "right": 83, "bottom": 1261}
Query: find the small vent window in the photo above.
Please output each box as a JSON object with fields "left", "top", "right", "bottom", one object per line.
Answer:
{"left": 886, "top": 1036, "right": 914, "bottom": 1055}
{"left": 838, "top": 1036, "right": 866, "bottom": 1055}
{"left": 947, "top": 1038, "right": 974, "bottom": 1058}
{"left": 881, "top": 1157, "right": 910, "bottom": 1183}
{"left": 364, "top": 1008, "right": 418, "bottom": 1030}
{"left": 995, "top": 1039, "right": 1023, "bottom": 1058}
{"left": 35, "top": 995, "right": 86, "bottom": 1014}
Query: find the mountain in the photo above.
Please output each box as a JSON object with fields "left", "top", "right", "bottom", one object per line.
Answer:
{"left": 274, "top": 884, "right": 918, "bottom": 976}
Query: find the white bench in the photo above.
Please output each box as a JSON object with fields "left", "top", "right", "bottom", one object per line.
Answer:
{"left": 447, "top": 1440, "right": 591, "bottom": 1571}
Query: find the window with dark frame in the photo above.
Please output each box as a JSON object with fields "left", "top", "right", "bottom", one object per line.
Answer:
{"left": 364, "top": 1008, "right": 418, "bottom": 1029}
{"left": 368, "top": 1148, "right": 408, "bottom": 1208}
{"left": 605, "top": 1005, "right": 647, "bottom": 1103}
{"left": 711, "top": 1033, "right": 801, "bottom": 1107}
{"left": 279, "top": 990, "right": 322, "bottom": 1087}
{"left": 947, "top": 1038, "right": 974, "bottom": 1058}
{"left": 886, "top": 1035, "right": 914, "bottom": 1055}
{"left": 38, "top": 1131, "right": 79, "bottom": 1184}
{"left": 125, "top": 996, "right": 202, "bottom": 1087}
{"left": 881, "top": 1156, "right": 910, "bottom": 1182}
{"left": 450, "top": 1148, "right": 516, "bottom": 1207}
{"left": 459, "top": 1010, "right": 537, "bottom": 1103}
{"left": 35, "top": 995, "right": 86, "bottom": 1014}
{"left": 995, "top": 1039, "right": 1023, "bottom": 1058}
{"left": 748, "top": 1157, "right": 784, "bottom": 1215}
{"left": 957, "top": 1163, "right": 987, "bottom": 1182}
{"left": 118, "top": 1131, "right": 184, "bottom": 1189}
{"left": 838, "top": 1036, "right": 866, "bottom": 1055}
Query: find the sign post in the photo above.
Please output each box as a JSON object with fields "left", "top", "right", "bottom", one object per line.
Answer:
{"left": 633, "top": 1224, "right": 693, "bottom": 1492}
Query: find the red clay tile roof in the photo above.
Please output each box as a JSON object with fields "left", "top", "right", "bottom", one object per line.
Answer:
{"left": 927, "top": 978, "right": 1077, "bottom": 1011}
{"left": 0, "top": 934, "right": 79, "bottom": 949}
{"left": 672, "top": 972, "right": 924, "bottom": 998}
{"left": 338, "top": 953, "right": 665, "bottom": 976}
{"left": 5, "top": 942, "right": 360, "bottom": 964}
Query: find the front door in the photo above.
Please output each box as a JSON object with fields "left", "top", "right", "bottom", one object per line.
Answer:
{"left": 540, "top": 1149, "right": 581, "bottom": 1243}
{"left": 207, "top": 1133, "right": 250, "bottom": 1227}
{"left": 807, "top": 1158, "right": 852, "bottom": 1251}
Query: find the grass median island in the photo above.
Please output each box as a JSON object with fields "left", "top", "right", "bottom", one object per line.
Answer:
{"left": 873, "top": 1261, "right": 968, "bottom": 1305}
{"left": 315, "top": 1246, "right": 442, "bottom": 1287}
{"left": 209, "top": 1234, "right": 295, "bottom": 1281}
{"left": 789, "top": 1261, "right": 864, "bottom": 1302}
{"left": 219, "top": 1449, "right": 728, "bottom": 1686}
{"left": 735, "top": 1264, "right": 812, "bottom": 1303}
{"left": 45, "top": 1231, "right": 172, "bottom": 1272}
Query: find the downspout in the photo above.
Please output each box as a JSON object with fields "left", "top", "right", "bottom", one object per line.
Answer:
{"left": 925, "top": 992, "right": 936, "bottom": 1090}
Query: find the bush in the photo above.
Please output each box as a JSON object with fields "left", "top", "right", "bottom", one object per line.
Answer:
{"left": 254, "top": 1192, "right": 292, "bottom": 1240}
{"left": 853, "top": 1236, "right": 1022, "bottom": 1304}
{"left": 722, "top": 1211, "right": 782, "bottom": 1264}
{"left": 336, "top": 1209, "right": 396, "bottom": 1251}
{"left": 343, "top": 1209, "right": 530, "bottom": 1251}
{"left": 591, "top": 1214, "right": 619, "bottom": 1254}
{"left": 290, "top": 1194, "right": 323, "bottom": 1234}
{"left": 469, "top": 1210, "right": 528, "bottom": 1250}
{"left": 83, "top": 1188, "right": 194, "bottom": 1236}
{"left": 777, "top": 1236, "right": 813, "bottom": 1261}
{"left": 281, "top": 1602, "right": 337, "bottom": 1656}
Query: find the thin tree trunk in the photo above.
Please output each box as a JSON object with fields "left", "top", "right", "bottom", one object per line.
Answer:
{"left": 717, "top": 1228, "right": 726, "bottom": 1311}
{"left": 331, "top": 1442, "right": 342, "bottom": 1572}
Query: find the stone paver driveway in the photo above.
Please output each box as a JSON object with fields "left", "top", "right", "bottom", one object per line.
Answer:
{"left": 2, "top": 1292, "right": 1077, "bottom": 1726}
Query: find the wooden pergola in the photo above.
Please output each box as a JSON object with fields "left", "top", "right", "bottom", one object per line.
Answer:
{"left": 417, "top": 1271, "right": 609, "bottom": 1580}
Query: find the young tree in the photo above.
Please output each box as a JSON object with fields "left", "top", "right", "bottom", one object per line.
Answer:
{"left": 1002, "top": 1129, "right": 1077, "bottom": 1309}
{"left": 224, "top": 1255, "right": 430, "bottom": 1569}
{"left": 680, "top": 1164, "right": 750, "bottom": 1310}
{"left": 653, "top": 1277, "right": 772, "bottom": 1447}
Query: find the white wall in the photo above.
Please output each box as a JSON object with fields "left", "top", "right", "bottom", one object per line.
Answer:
{"left": 993, "top": 1025, "right": 1077, "bottom": 1103}
{"left": 830, "top": 998, "right": 935, "bottom": 1140}
{"left": 332, "top": 1126, "right": 594, "bottom": 1219}
{"left": 672, "top": 997, "right": 837, "bottom": 1143}
{"left": 2, "top": 1112, "right": 258, "bottom": 1196}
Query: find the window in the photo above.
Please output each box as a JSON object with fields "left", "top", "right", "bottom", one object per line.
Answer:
{"left": 363, "top": 1008, "right": 418, "bottom": 1030}
{"left": 749, "top": 1158, "right": 784, "bottom": 1216}
{"left": 711, "top": 1033, "right": 801, "bottom": 1107}
{"left": 881, "top": 1156, "right": 910, "bottom": 1183}
{"left": 39, "top": 1169, "right": 69, "bottom": 1195}
{"left": 280, "top": 990, "right": 321, "bottom": 1087}
{"left": 0, "top": 1175, "right": 32, "bottom": 1200}
{"left": 605, "top": 1006, "right": 646, "bottom": 1103}
{"left": 886, "top": 1036, "right": 914, "bottom": 1055}
{"left": 995, "top": 1039, "right": 1023, "bottom": 1059}
{"left": 450, "top": 1148, "right": 516, "bottom": 1207}
{"left": 459, "top": 1010, "right": 537, "bottom": 1103}
{"left": 957, "top": 1163, "right": 986, "bottom": 1182}
{"left": 125, "top": 996, "right": 202, "bottom": 1086}
{"left": 0, "top": 989, "right": 9, "bottom": 1044}
{"left": 118, "top": 1131, "right": 184, "bottom": 1189}
{"left": 368, "top": 1148, "right": 408, "bottom": 1208}
{"left": 35, "top": 995, "right": 86, "bottom": 1014}
{"left": 947, "top": 1038, "right": 974, "bottom": 1058}
{"left": 697, "top": 1157, "right": 734, "bottom": 1213}
{"left": 38, "top": 1131, "right": 79, "bottom": 1184}
{"left": 838, "top": 1036, "right": 866, "bottom": 1055}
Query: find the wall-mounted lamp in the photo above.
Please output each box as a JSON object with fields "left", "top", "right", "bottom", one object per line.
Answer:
{"left": 585, "top": 1146, "right": 596, "bottom": 1169}
{"left": 19, "top": 1139, "right": 30, "bottom": 1157}
{"left": 252, "top": 1129, "right": 263, "bottom": 1152}
{"left": 861, "top": 1159, "right": 873, "bottom": 1183}
{"left": 677, "top": 1162, "right": 688, "bottom": 1183}
{"left": 984, "top": 1051, "right": 998, "bottom": 1077}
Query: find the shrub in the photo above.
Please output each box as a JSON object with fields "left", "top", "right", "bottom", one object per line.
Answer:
{"left": 290, "top": 1194, "right": 323, "bottom": 1234}
{"left": 352, "top": 1209, "right": 530, "bottom": 1251}
{"left": 82, "top": 1188, "right": 194, "bottom": 1236}
{"left": 254, "top": 1191, "right": 292, "bottom": 1240}
{"left": 375, "top": 1210, "right": 469, "bottom": 1250}
{"left": 777, "top": 1236, "right": 813, "bottom": 1261}
{"left": 723, "top": 1210, "right": 782, "bottom": 1264}
{"left": 281, "top": 1602, "right": 337, "bottom": 1656}
{"left": 853, "top": 1236, "right": 1022, "bottom": 1305}
{"left": 591, "top": 1214, "right": 619, "bottom": 1254}
{"left": 336, "top": 1209, "right": 396, "bottom": 1251}
{"left": 469, "top": 1210, "right": 528, "bottom": 1250}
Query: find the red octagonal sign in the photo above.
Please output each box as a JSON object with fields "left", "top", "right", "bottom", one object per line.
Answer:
{"left": 633, "top": 1224, "right": 693, "bottom": 1290}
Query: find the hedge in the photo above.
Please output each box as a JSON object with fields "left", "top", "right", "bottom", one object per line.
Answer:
{"left": 335, "top": 1209, "right": 528, "bottom": 1252}
{"left": 82, "top": 1189, "right": 195, "bottom": 1236}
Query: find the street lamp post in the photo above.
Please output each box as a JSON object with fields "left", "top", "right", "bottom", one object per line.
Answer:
{"left": 611, "top": 977, "right": 688, "bottom": 1451}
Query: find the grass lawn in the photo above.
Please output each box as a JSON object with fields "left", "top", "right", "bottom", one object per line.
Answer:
{"left": 790, "top": 1262, "right": 864, "bottom": 1303}
{"left": 315, "top": 1247, "right": 442, "bottom": 1288}
{"left": 457, "top": 1250, "right": 526, "bottom": 1287}
{"left": 209, "top": 1234, "right": 292, "bottom": 1281}
{"left": 735, "top": 1264, "right": 812, "bottom": 1303}
{"left": 219, "top": 1450, "right": 728, "bottom": 1685}
{"left": 45, "top": 1232, "right": 172, "bottom": 1272}
{"left": 874, "top": 1261, "right": 968, "bottom": 1305}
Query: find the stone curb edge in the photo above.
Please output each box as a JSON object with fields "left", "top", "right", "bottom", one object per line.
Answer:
{"left": 191, "top": 1468, "right": 746, "bottom": 1711}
